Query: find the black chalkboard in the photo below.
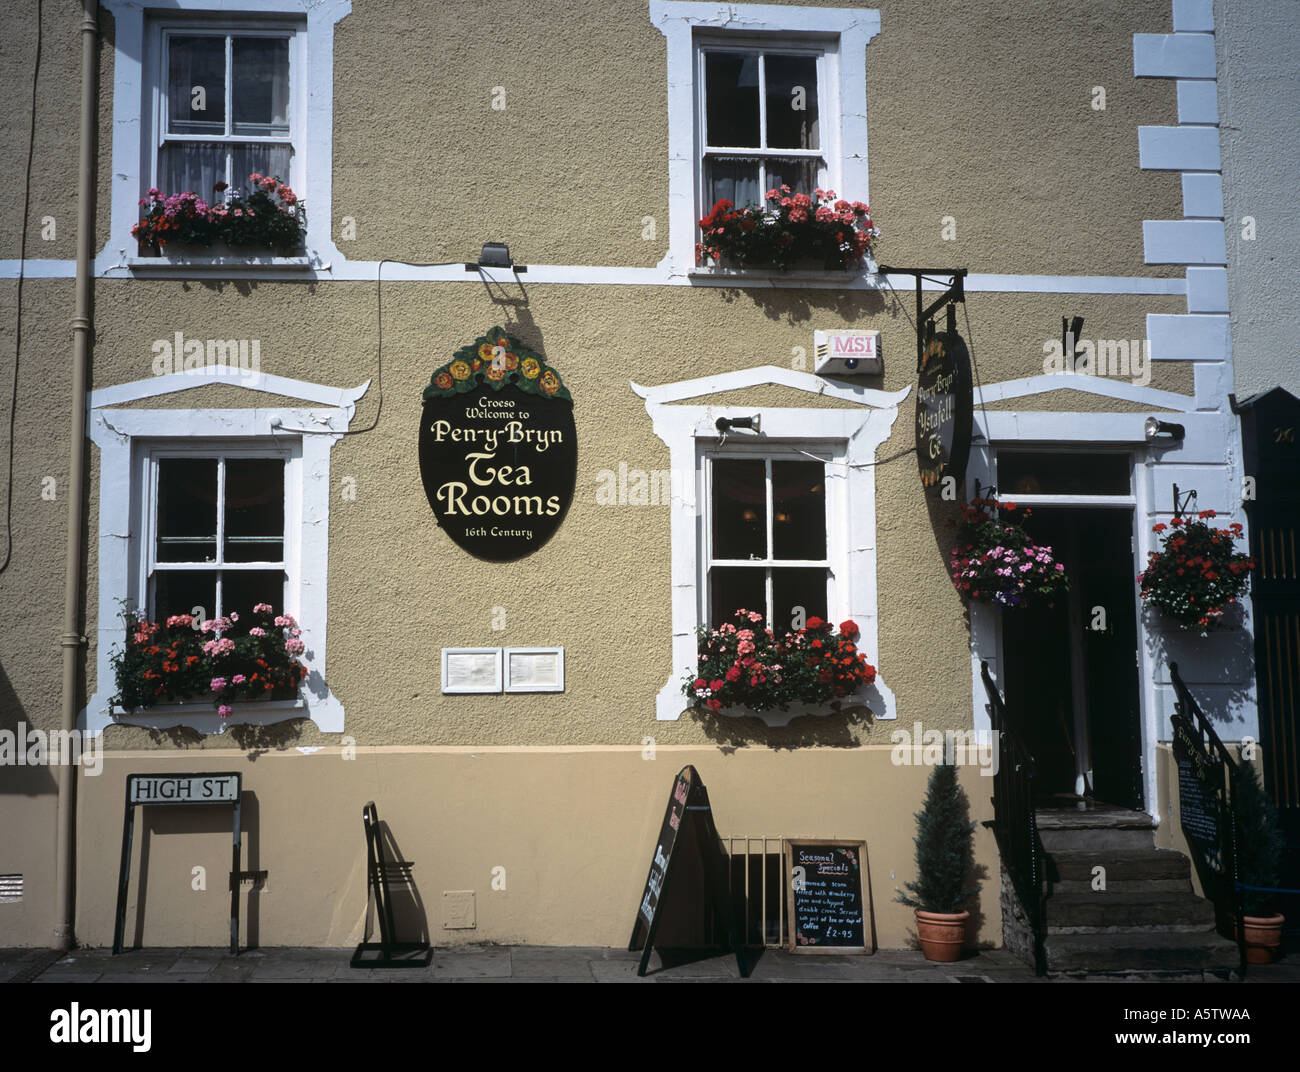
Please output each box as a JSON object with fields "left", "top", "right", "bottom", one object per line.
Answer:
{"left": 784, "top": 840, "right": 870, "bottom": 954}
{"left": 628, "top": 766, "right": 747, "bottom": 977}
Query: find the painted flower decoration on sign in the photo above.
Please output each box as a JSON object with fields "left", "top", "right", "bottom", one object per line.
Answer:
{"left": 423, "top": 328, "right": 571, "bottom": 401}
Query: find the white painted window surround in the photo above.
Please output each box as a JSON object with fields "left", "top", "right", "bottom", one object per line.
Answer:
{"left": 650, "top": 1, "right": 879, "bottom": 279}
{"left": 99, "top": 0, "right": 351, "bottom": 274}
{"left": 81, "top": 367, "right": 369, "bottom": 737}
{"left": 633, "top": 365, "right": 907, "bottom": 725}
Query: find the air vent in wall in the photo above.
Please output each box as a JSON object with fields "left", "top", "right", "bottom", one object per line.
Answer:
{"left": 0, "top": 875, "right": 22, "bottom": 903}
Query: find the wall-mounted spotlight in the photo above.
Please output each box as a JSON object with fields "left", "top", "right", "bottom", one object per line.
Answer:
{"left": 465, "top": 242, "right": 528, "bottom": 273}
{"left": 1144, "top": 417, "right": 1185, "bottom": 442}
{"left": 715, "top": 415, "right": 761, "bottom": 438}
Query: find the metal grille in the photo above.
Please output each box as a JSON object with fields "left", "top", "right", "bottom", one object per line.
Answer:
{"left": 1260, "top": 610, "right": 1299, "bottom": 808}
{"left": 0, "top": 875, "right": 22, "bottom": 903}
{"left": 1260, "top": 527, "right": 1298, "bottom": 581}
{"left": 721, "top": 836, "right": 786, "bottom": 948}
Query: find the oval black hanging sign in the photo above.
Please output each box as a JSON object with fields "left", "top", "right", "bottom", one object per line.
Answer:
{"left": 915, "top": 331, "right": 973, "bottom": 491}
{"left": 419, "top": 327, "right": 577, "bottom": 561}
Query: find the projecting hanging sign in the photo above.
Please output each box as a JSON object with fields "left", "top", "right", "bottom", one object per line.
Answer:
{"left": 915, "top": 331, "right": 973, "bottom": 491}
{"left": 419, "top": 327, "right": 576, "bottom": 561}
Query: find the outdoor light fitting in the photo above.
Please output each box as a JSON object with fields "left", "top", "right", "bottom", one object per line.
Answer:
{"left": 1144, "top": 417, "right": 1185, "bottom": 442}
{"left": 715, "top": 415, "right": 761, "bottom": 439}
{"left": 465, "top": 242, "right": 527, "bottom": 273}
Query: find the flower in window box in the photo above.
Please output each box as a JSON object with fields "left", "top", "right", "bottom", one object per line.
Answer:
{"left": 696, "top": 189, "right": 879, "bottom": 272}
{"left": 110, "top": 602, "right": 307, "bottom": 716}
{"left": 685, "top": 609, "right": 877, "bottom": 714}
{"left": 132, "top": 173, "right": 306, "bottom": 255}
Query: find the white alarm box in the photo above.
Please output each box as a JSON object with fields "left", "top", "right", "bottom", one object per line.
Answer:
{"left": 813, "top": 329, "right": 882, "bottom": 375}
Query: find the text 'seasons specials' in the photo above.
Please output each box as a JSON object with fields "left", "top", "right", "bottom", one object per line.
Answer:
{"left": 419, "top": 328, "right": 577, "bottom": 562}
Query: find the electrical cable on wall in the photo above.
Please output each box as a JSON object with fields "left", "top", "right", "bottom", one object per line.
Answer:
{"left": 0, "top": 0, "right": 42, "bottom": 574}
{"left": 271, "top": 256, "right": 463, "bottom": 436}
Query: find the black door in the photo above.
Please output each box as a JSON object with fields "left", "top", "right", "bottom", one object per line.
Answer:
{"left": 1001, "top": 507, "right": 1145, "bottom": 809}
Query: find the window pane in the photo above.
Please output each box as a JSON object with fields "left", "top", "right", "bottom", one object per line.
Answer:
{"left": 224, "top": 458, "right": 285, "bottom": 562}
{"left": 156, "top": 458, "right": 217, "bottom": 563}
{"left": 710, "top": 567, "right": 766, "bottom": 628}
{"left": 229, "top": 143, "right": 293, "bottom": 190}
{"left": 997, "top": 452, "right": 1131, "bottom": 496}
{"left": 168, "top": 35, "right": 226, "bottom": 136}
{"left": 773, "top": 567, "right": 828, "bottom": 633}
{"left": 153, "top": 570, "right": 217, "bottom": 624}
{"left": 764, "top": 157, "right": 820, "bottom": 197}
{"left": 772, "top": 460, "right": 826, "bottom": 560}
{"left": 712, "top": 459, "right": 766, "bottom": 560}
{"left": 159, "top": 141, "right": 227, "bottom": 198}
{"left": 765, "top": 54, "right": 819, "bottom": 150}
{"left": 706, "top": 157, "right": 761, "bottom": 210}
{"left": 232, "top": 37, "right": 290, "bottom": 136}
{"left": 705, "top": 52, "right": 759, "bottom": 147}
{"left": 220, "top": 569, "right": 286, "bottom": 625}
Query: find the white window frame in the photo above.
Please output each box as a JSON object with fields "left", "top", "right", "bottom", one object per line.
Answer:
{"left": 701, "top": 444, "right": 842, "bottom": 631}
{"left": 81, "top": 367, "right": 369, "bottom": 737}
{"left": 633, "top": 365, "right": 908, "bottom": 725}
{"left": 100, "top": 0, "right": 351, "bottom": 273}
{"left": 651, "top": 0, "right": 879, "bottom": 278}
{"left": 151, "top": 22, "right": 303, "bottom": 198}
{"left": 138, "top": 443, "right": 298, "bottom": 626}
{"left": 694, "top": 37, "right": 837, "bottom": 224}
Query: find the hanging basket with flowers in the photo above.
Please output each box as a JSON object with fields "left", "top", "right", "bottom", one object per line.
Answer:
{"left": 110, "top": 603, "right": 308, "bottom": 719}
{"left": 684, "top": 610, "right": 877, "bottom": 713}
{"left": 949, "top": 497, "right": 1069, "bottom": 609}
{"left": 1138, "top": 510, "right": 1254, "bottom": 634}
{"left": 695, "top": 186, "right": 878, "bottom": 272}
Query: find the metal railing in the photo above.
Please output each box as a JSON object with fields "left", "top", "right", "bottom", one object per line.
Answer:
{"left": 981, "top": 660, "right": 1046, "bottom": 975}
{"left": 1169, "top": 661, "right": 1243, "bottom": 944}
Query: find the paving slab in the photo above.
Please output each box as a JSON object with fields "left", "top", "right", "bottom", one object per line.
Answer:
{"left": 431, "top": 949, "right": 512, "bottom": 980}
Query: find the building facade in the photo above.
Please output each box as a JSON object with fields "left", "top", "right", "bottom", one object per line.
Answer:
{"left": 0, "top": 0, "right": 1276, "bottom": 957}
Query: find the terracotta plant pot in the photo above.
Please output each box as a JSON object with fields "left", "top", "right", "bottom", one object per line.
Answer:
{"left": 915, "top": 909, "right": 970, "bottom": 962}
{"left": 1238, "top": 913, "right": 1285, "bottom": 964}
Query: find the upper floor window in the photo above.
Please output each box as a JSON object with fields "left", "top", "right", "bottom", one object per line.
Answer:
{"left": 156, "top": 28, "right": 298, "bottom": 200}
{"left": 652, "top": 1, "right": 879, "bottom": 276}
{"left": 699, "top": 42, "right": 831, "bottom": 217}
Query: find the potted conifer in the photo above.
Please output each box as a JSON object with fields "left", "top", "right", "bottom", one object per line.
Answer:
{"left": 896, "top": 761, "right": 979, "bottom": 961}
{"left": 1233, "top": 760, "right": 1286, "bottom": 964}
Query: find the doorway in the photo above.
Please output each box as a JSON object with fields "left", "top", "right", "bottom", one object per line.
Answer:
{"left": 998, "top": 505, "right": 1146, "bottom": 812}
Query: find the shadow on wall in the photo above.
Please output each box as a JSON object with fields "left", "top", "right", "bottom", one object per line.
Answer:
{"left": 0, "top": 660, "right": 56, "bottom": 796}
{"left": 719, "top": 283, "right": 889, "bottom": 327}
{"left": 123, "top": 790, "right": 261, "bottom": 950}
{"left": 687, "top": 705, "right": 876, "bottom": 750}
{"left": 1148, "top": 617, "right": 1255, "bottom": 729}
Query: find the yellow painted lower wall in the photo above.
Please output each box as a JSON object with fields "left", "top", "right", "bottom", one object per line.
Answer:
{"left": 0, "top": 747, "right": 1006, "bottom": 950}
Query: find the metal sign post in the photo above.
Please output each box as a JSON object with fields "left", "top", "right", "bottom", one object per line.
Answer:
{"left": 113, "top": 772, "right": 242, "bottom": 956}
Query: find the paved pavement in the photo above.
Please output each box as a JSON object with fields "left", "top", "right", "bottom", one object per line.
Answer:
{"left": 3, "top": 945, "right": 1299, "bottom": 983}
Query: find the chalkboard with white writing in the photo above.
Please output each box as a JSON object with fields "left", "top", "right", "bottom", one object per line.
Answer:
{"left": 784, "top": 840, "right": 870, "bottom": 954}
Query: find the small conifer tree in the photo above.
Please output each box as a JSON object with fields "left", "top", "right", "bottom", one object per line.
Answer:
{"left": 1233, "top": 760, "right": 1284, "bottom": 917}
{"left": 896, "top": 761, "right": 979, "bottom": 913}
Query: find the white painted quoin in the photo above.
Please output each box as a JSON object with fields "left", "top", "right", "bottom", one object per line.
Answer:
{"left": 632, "top": 364, "right": 908, "bottom": 726}
{"left": 81, "top": 368, "right": 369, "bottom": 737}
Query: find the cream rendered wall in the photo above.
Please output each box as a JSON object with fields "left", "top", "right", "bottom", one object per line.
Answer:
{"left": 1217, "top": 0, "right": 1300, "bottom": 398}
{"left": 0, "top": 0, "right": 1211, "bottom": 947}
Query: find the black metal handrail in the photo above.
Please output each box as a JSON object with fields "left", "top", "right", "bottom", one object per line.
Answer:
{"left": 1169, "top": 662, "right": 1243, "bottom": 947}
{"left": 981, "top": 660, "right": 1046, "bottom": 975}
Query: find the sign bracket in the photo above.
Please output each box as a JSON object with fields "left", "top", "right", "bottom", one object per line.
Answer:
{"left": 878, "top": 266, "right": 968, "bottom": 372}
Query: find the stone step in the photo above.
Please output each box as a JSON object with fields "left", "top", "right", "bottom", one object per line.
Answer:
{"left": 1039, "top": 825, "right": 1156, "bottom": 852}
{"left": 1050, "top": 847, "right": 1190, "bottom": 888}
{"left": 1045, "top": 930, "right": 1239, "bottom": 973}
{"left": 1044, "top": 890, "right": 1217, "bottom": 934}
